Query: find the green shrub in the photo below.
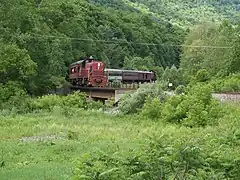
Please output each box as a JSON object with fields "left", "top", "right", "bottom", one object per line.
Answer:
{"left": 118, "top": 83, "right": 165, "bottom": 114}
{"left": 73, "top": 150, "right": 147, "bottom": 180}
{"left": 195, "top": 69, "right": 211, "bottom": 82}
{"left": 31, "top": 94, "right": 63, "bottom": 111}
{"left": 140, "top": 83, "right": 223, "bottom": 127}
{"left": 221, "top": 74, "right": 240, "bottom": 92}
{"left": 0, "top": 81, "right": 32, "bottom": 113}
{"left": 161, "top": 95, "right": 185, "bottom": 123}
{"left": 140, "top": 97, "right": 162, "bottom": 120}
{"left": 87, "top": 99, "right": 104, "bottom": 110}
{"left": 175, "top": 85, "right": 186, "bottom": 95}
{"left": 210, "top": 73, "right": 240, "bottom": 93}
{"left": 1, "top": 88, "right": 104, "bottom": 114}
{"left": 166, "top": 84, "right": 222, "bottom": 127}
{"left": 62, "top": 91, "right": 87, "bottom": 109}
{"left": 31, "top": 91, "right": 103, "bottom": 112}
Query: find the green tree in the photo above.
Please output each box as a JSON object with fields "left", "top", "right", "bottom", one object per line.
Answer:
{"left": 180, "top": 22, "right": 237, "bottom": 81}
{"left": 0, "top": 42, "right": 36, "bottom": 84}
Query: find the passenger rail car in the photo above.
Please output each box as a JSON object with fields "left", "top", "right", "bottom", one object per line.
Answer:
{"left": 104, "top": 69, "right": 157, "bottom": 84}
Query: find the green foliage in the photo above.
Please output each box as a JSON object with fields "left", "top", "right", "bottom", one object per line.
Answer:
{"left": 118, "top": 83, "right": 165, "bottom": 114}
{"left": 123, "top": 56, "right": 155, "bottom": 71}
{"left": 180, "top": 22, "right": 238, "bottom": 82}
{"left": 0, "top": 98, "right": 240, "bottom": 179}
{"left": 151, "top": 66, "right": 164, "bottom": 80}
{"left": 0, "top": 0, "right": 184, "bottom": 96}
{"left": 32, "top": 94, "right": 65, "bottom": 111}
{"left": 111, "top": 80, "right": 121, "bottom": 88}
{"left": 140, "top": 97, "right": 162, "bottom": 120}
{"left": 220, "top": 74, "right": 240, "bottom": 93}
{"left": 87, "top": 99, "right": 105, "bottom": 111}
{"left": 0, "top": 90, "right": 103, "bottom": 114}
{"left": 62, "top": 92, "right": 87, "bottom": 109}
{"left": 195, "top": 69, "right": 211, "bottom": 82}
{"left": 73, "top": 151, "right": 129, "bottom": 179}
{"left": 0, "top": 42, "right": 36, "bottom": 82}
{"left": 175, "top": 85, "right": 186, "bottom": 95}
{"left": 161, "top": 95, "right": 185, "bottom": 123}
{"left": 161, "top": 65, "right": 182, "bottom": 90}
{"left": 0, "top": 81, "right": 31, "bottom": 113}
{"left": 120, "top": 81, "right": 224, "bottom": 127}
{"left": 140, "top": 83, "right": 223, "bottom": 127}
{"left": 211, "top": 73, "right": 240, "bottom": 93}
{"left": 123, "top": 0, "right": 239, "bottom": 28}
{"left": 165, "top": 84, "right": 222, "bottom": 127}
{"left": 31, "top": 91, "right": 103, "bottom": 112}
{"left": 73, "top": 104, "right": 240, "bottom": 179}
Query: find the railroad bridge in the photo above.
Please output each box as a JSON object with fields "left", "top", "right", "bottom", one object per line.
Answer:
{"left": 70, "top": 86, "right": 137, "bottom": 103}
{"left": 69, "top": 86, "right": 240, "bottom": 105}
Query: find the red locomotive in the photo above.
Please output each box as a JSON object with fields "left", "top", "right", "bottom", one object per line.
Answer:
{"left": 69, "top": 56, "right": 107, "bottom": 87}
{"left": 69, "top": 56, "right": 157, "bottom": 87}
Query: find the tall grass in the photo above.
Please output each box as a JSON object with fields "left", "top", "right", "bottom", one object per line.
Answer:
{"left": 0, "top": 102, "right": 239, "bottom": 180}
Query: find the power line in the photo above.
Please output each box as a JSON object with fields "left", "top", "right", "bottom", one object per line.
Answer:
{"left": 32, "top": 34, "right": 233, "bottom": 49}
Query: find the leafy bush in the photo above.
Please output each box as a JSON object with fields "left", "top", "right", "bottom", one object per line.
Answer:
{"left": 167, "top": 84, "right": 223, "bottom": 127}
{"left": 162, "top": 65, "right": 182, "bottom": 90}
{"left": 0, "top": 86, "right": 104, "bottom": 114}
{"left": 30, "top": 91, "right": 103, "bottom": 112}
{"left": 62, "top": 92, "right": 87, "bottom": 109}
{"left": 161, "top": 95, "right": 185, "bottom": 123}
{"left": 118, "top": 83, "right": 165, "bottom": 114}
{"left": 0, "top": 81, "right": 32, "bottom": 113}
{"left": 211, "top": 73, "right": 240, "bottom": 93}
{"left": 175, "top": 85, "right": 186, "bottom": 95}
{"left": 221, "top": 74, "right": 240, "bottom": 92}
{"left": 195, "top": 69, "right": 211, "bottom": 82}
{"left": 31, "top": 94, "right": 64, "bottom": 111}
{"left": 140, "top": 97, "right": 162, "bottom": 120}
{"left": 73, "top": 149, "right": 148, "bottom": 180}
{"left": 74, "top": 103, "right": 240, "bottom": 179}
{"left": 140, "top": 83, "right": 223, "bottom": 127}
{"left": 24, "top": 91, "right": 103, "bottom": 112}
{"left": 87, "top": 99, "right": 105, "bottom": 111}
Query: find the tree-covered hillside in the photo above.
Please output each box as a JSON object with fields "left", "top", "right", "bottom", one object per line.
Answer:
{"left": 0, "top": 0, "right": 184, "bottom": 96}
{"left": 91, "top": 0, "right": 240, "bottom": 28}
{"left": 128, "top": 0, "right": 240, "bottom": 27}
{"left": 0, "top": 0, "right": 239, "bottom": 100}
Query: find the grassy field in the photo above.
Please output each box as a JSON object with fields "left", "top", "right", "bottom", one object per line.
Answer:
{"left": 0, "top": 109, "right": 159, "bottom": 180}
{"left": 0, "top": 103, "right": 240, "bottom": 179}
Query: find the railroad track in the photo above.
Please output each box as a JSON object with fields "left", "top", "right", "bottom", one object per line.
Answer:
{"left": 212, "top": 92, "right": 240, "bottom": 102}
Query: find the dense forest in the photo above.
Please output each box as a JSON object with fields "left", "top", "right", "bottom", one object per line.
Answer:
{"left": 0, "top": 0, "right": 239, "bottom": 99}
{"left": 123, "top": 0, "right": 240, "bottom": 27}
{"left": 0, "top": 0, "right": 184, "bottom": 96}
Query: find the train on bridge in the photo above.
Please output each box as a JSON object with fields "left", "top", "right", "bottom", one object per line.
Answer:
{"left": 68, "top": 56, "right": 157, "bottom": 88}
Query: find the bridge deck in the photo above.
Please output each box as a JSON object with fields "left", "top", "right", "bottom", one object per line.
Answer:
{"left": 70, "top": 86, "right": 136, "bottom": 91}
{"left": 70, "top": 86, "right": 137, "bottom": 102}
